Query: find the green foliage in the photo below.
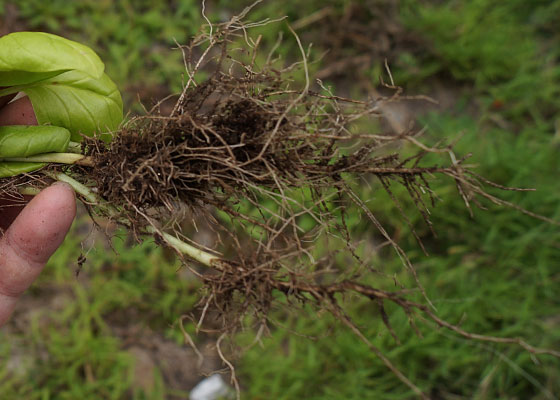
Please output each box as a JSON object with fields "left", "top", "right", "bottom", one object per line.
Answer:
{"left": 400, "top": 0, "right": 536, "bottom": 84}
{"left": 0, "top": 31, "right": 104, "bottom": 84}
{"left": 0, "top": 31, "right": 123, "bottom": 176}
{"left": 0, "top": 125, "right": 70, "bottom": 176}
{"left": 0, "top": 125, "right": 70, "bottom": 157}
{"left": 4, "top": 0, "right": 204, "bottom": 108}
{"left": 0, "top": 31, "right": 123, "bottom": 140}
{"left": 23, "top": 70, "right": 123, "bottom": 141}
{"left": 399, "top": 0, "right": 560, "bottom": 127}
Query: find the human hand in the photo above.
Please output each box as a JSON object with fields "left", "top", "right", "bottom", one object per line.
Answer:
{"left": 0, "top": 95, "right": 76, "bottom": 327}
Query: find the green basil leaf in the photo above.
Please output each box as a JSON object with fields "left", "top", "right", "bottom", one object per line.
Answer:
{"left": 0, "top": 162, "right": 45, "bottom": 178}
{"left": 0, "top": 32, "right": 104, "bottom": 86}
{"left": 0, "top": 125, "right": 70, "bottom": 157}
{"left": 23, "top": 70, "right": 123, "bottom": 141}
{"left": 0, "top": 71, "right": 66, "bottom": 87}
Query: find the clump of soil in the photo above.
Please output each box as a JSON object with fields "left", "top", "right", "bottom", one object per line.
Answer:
{"left": 87, "top": 80, "right": 306, "bottom": 212}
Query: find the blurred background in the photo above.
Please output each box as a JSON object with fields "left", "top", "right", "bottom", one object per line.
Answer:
{"left": 0, "top": 0, "right": 559, "bottom": 398}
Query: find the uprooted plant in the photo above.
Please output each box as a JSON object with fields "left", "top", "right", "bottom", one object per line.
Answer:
{"left": 0, "top": 6, "right": 558, "bottom": 398}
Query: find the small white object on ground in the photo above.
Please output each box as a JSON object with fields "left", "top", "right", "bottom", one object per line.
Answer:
{"left": 190, "top": 374, "right": 233, "bottom": 400}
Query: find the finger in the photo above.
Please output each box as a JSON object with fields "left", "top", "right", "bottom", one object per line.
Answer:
{"left": 0, "top": 182, "right": 75, "bottom": 326}
{"left": 0, "top": 96, "right": 38, "bottom": 126}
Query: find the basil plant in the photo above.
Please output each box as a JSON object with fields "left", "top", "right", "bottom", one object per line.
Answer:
{"left": 0, "top": 32, "right": 123, "bottom": 177}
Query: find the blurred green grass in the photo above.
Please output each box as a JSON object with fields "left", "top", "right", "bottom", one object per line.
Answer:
{"left": 0, "top": 0, "right": 559, "bottom": 398}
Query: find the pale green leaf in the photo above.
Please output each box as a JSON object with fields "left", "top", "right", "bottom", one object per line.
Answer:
{"left": 0, "top": 32, "right": 104, "bottom": 86}
{"left": 0, "top": 125, "right": 70, "bottom": 157}
{"left": 24, "top": 70, "right": 123, "bottom": 141}
{"left": 0, "top": 162, "right": 45, "bottom": 178}
{"left": 0, "top": 70, "right": 65, "bottom": 87}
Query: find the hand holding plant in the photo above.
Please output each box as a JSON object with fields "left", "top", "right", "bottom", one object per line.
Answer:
{"left": 0, "top": 31, "right": 121, "bottom": 326}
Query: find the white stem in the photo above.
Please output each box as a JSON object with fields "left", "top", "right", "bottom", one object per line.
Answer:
{"left": 146, "top": 226, "right": 218, "bottom": 266}
{"left": 43, "top": 171, "right": 98, "bottom": 203}
{"left": 45, "top": 171, "right": 218, "bottom": 267}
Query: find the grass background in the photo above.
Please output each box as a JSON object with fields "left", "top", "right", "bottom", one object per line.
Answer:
{"left": 0, "top": 0, "right": 559, "bottom": 398}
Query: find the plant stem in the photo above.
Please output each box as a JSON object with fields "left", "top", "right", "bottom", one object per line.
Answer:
{"left": 45, "top": 171, "right": 219, "bottom": 267}
{"left": 43, "top": 171, "right": 99, "bottom": 204}
{"left": 145, "top": 226, "right": 219, "bottom": 266}
{"left": 2, "top": 153, "right": 93, "bottom": 166}
{"left": 18, "top": 186, "right": 41, "bottom": 196}
{"left": 67, "top": 142, "right": 83, "bottom": 154}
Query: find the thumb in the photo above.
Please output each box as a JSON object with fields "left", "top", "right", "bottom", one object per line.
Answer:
{"left": 0, "top": 182, "right": 75, "bottom": 326}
